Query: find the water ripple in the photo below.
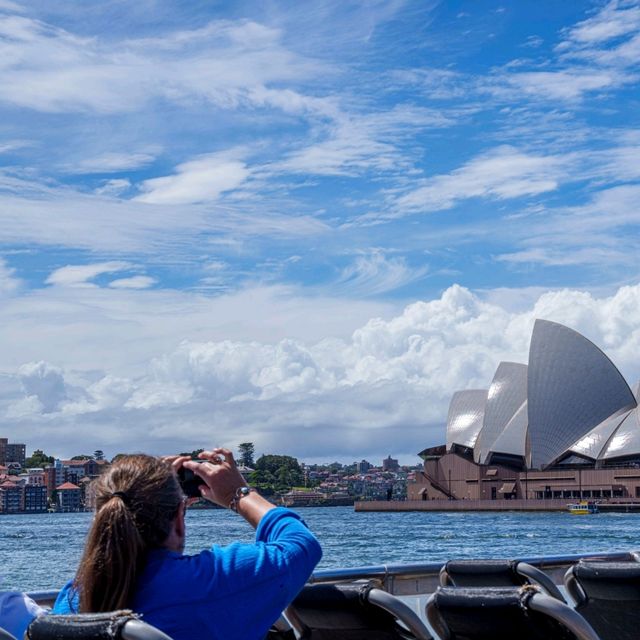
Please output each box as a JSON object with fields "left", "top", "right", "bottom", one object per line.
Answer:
{"left": 1, "top": 508, "right": 639, "bottom": 591}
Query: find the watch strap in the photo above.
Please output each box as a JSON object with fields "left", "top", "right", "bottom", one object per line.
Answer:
{"left": 229, "top": 486, "right": 255, "bottom": 511}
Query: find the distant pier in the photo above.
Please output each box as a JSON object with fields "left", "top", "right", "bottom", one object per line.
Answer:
{"left": 355, "top": 499, "right": 640, "bottom": 513}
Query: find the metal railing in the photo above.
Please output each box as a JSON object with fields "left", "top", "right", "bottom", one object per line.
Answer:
{"left": 28, "top": 549, "right": 637, "bottom": 605}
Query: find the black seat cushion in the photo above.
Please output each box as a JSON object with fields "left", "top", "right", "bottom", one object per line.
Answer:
{"left": 26, "top": 611, "right": 136, "bottom": 640}
{"left": 443, "top": 560, "right": 522, "bottom": 587}
{"left": 431, "top": 587, "right": 577, "bottom": 640}
{"left": 290, "top": 584, "right": 416, "bottom": 639}
{"left": 571, "top": 561, "right": 640, "bottom": 640}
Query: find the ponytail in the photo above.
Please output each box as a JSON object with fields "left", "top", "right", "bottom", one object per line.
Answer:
{"left": 74, "top": 455, "right": 183, "bottom": 612}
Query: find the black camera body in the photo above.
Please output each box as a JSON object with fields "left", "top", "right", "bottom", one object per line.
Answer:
{"left": 178, "top": 460, "right": 206, "bottom": 498}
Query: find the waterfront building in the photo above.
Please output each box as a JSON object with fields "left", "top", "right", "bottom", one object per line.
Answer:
{"left": 24, "top": 484, "right": 48, "bottom": 513}
{"left": 0, "top": 480, "right": 22, "bottom": 513}
{"left": 56, "top": 481, "right": 82, "bottom": 512}
{"left": 410, "top": 319, "right": 640, "bottom": 502}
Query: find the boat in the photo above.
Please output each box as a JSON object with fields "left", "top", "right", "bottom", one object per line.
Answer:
{"left": 567, "top": 500, "right": 599, "bottom": 515}
{"left": 20, "top": 549, "right": 640, "bottom": 639}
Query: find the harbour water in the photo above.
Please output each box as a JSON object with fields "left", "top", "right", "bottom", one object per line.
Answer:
{"left": 1, "top": 507, "right": 638, "bottom": 592}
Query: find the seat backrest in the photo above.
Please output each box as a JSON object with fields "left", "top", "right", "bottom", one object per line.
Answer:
{"left": 426, "top": 585, "right": 600, "bottom": 640}
{"left": 565, "top": 561, "right": 640, "bottom": 640}
{"left": 286, "top": 582, "right": 431, "bottom": 639}
{"left": 25, "top": 611, "right": 173, "bottom": 640}
{"left": 440, "top": 560, "right": 522, "bottom": 588}
{"left": 440, "top": 559, "right": 565, "bottom": 601}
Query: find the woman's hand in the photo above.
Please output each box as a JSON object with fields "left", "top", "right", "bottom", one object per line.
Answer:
{"left": 182, "top": 447, "right": 246, "bottom": 509}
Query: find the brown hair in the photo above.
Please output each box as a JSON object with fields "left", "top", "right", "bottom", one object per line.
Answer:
{"left": 74, "top": 454, "right": 183, "bottom": 612}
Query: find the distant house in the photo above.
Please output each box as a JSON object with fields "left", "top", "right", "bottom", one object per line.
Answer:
{"left": 56, "top": 482, "right": 82, "bottom": 512}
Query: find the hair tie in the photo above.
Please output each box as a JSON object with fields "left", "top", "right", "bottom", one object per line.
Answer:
{"left": 111, "top": 491, "right": 131, "bottom": 506}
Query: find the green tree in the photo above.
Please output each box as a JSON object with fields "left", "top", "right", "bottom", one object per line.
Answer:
{"left": 255, "top": 454, "right": 303, "bottom": 490}
{"left": 71, "top": 455, "right": 94, "bottom": 460}
{"left": 238, "top": 442, "right": 255, "bottom": 468}
{"left": 93, "top": 449, "right": 105, "bottom": 461}
{"left": 179, "top": 449, "right": 205, "bottom": 458}
{"left": 25, "top": 449, "right": 54, "bottom": 468}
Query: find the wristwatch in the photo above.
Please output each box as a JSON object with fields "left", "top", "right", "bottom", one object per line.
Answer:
{"left": 229, "top": 486, "right": 255, "bottom": 511}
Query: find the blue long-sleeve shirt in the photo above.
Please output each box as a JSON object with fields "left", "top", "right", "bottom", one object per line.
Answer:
{"left": 53, "top": 507, "right": 322, "bottom": 640}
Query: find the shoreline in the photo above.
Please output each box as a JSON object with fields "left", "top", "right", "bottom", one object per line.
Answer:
{"left": 355, "top": 499, "right": 640, "bottom": 513}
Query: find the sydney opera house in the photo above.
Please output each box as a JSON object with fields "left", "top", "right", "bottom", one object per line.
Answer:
{"left": 408, "top": 319, "right": 640, "bottom": 502}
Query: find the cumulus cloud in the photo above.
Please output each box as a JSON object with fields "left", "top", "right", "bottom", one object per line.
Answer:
{"left": 2, "top": 283, "right": 640, "bottom": 461}
{"left": 17, "top": 361, "right": 69, "bottom": 413}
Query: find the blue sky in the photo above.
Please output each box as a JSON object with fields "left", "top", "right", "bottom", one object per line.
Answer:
{"left": 1, "top": 0, "right": 639, "bottom": 463}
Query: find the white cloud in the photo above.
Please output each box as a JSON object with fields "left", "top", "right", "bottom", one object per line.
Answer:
{"left": 274, "top": 105, "right": 454, "bottom": 177}
{"left": 94, "top": 179, "right": 132, "bottom": 197}
{"left": 392, "top": 146, "right": 564, "bottom": 216}
{"left": 72, "top": 152, "right": 156, "bottom": 174}
{"left": 108, "top": 276, "right": 156, "bottom": 289}
{"left": 333, "top": 250, "right": 428, "bottom": 296}
{"left": 0, "top": 178, "right": 326, "bottom": 254}
{"left": 135, "top": 153, "right": 250, "bottom": 205}
{"left": 1, "top": 282, "right": 640, "bottom": 461}
{"left": 499, "top": 69, "right": 631, "bottom": 102}
{"left": 0, "top": 13, "right": 322, "bottom": 114}
{"left": 494, "top": 183, "right": 640, "bottom": 268}
{"left": 0, "top": 1, "right": 23, "bottom": 10}
{"left": 0, "top": 139, "right": 32, "bottom": 153}
{"left": 560, "top": 1, "right": 640, "bottom": 46}
{"left": 17, "top": 361, "right": 68, "bottom": 413}
{"left": 0, "top": 257, "right": 21, "bottom": 294}
{"left": 46, "top": 261, "right": 131, "bottom": 287}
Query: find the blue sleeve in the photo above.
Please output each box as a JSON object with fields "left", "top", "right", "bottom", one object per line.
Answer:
{"left": 205, "top": 507, "right": 321, "bottom": 607}
{"left": 51, "top": 580, "right": 79, "bottom": 614}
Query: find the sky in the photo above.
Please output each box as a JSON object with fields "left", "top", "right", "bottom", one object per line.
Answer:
{"left": 0, "top": 0, "right": 639, "bottom": 464}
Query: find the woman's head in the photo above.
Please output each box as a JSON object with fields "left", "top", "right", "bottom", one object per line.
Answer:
{"left": 75, "top": 454, "right": 184, "bottom": 613}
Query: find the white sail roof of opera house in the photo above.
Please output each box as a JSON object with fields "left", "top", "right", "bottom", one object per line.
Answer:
{"left": 486, "top": 400, "right": 528, "bottom": 463}
{"left": 474, "top": 362, "right": 528, "bottom": 464}
{"left": 445, "top": 389, "right": 488, "bottom": 451}
{"left": 527, "top": 319, "right": 636, "bottom": 469}
{"left": 562, "top": 408, "right": 632, "bottom": 462}
{"left": 600, "top": 407, "right": 640, "bottom": 461}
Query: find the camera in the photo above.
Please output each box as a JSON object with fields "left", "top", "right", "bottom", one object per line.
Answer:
{"left": 178, "top": 460, "right": 206, "bottom": 498}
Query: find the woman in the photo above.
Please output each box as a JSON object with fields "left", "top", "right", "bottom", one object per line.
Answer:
{"left": 52, "top": 448, "right": 322, "bottom": 640}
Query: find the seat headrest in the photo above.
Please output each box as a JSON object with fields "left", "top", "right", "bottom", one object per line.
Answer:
{"left": 26, "top": 610, "right": 137, "bottom": 640}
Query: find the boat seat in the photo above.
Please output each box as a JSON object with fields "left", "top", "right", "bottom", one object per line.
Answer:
{"left": 284, "top": 582, "right": 433, "bottom": 639}
{"left": 426, "top": 585, "right": 601, "bottom": 640}
{"left": 564, "top": 561, "right": 640, "bottom": 640}
{"left": 25, "top": 610, "right": 173, "bottom": 640}
{"left": 439, "top": 559, "right": 566, "bottom": 602}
